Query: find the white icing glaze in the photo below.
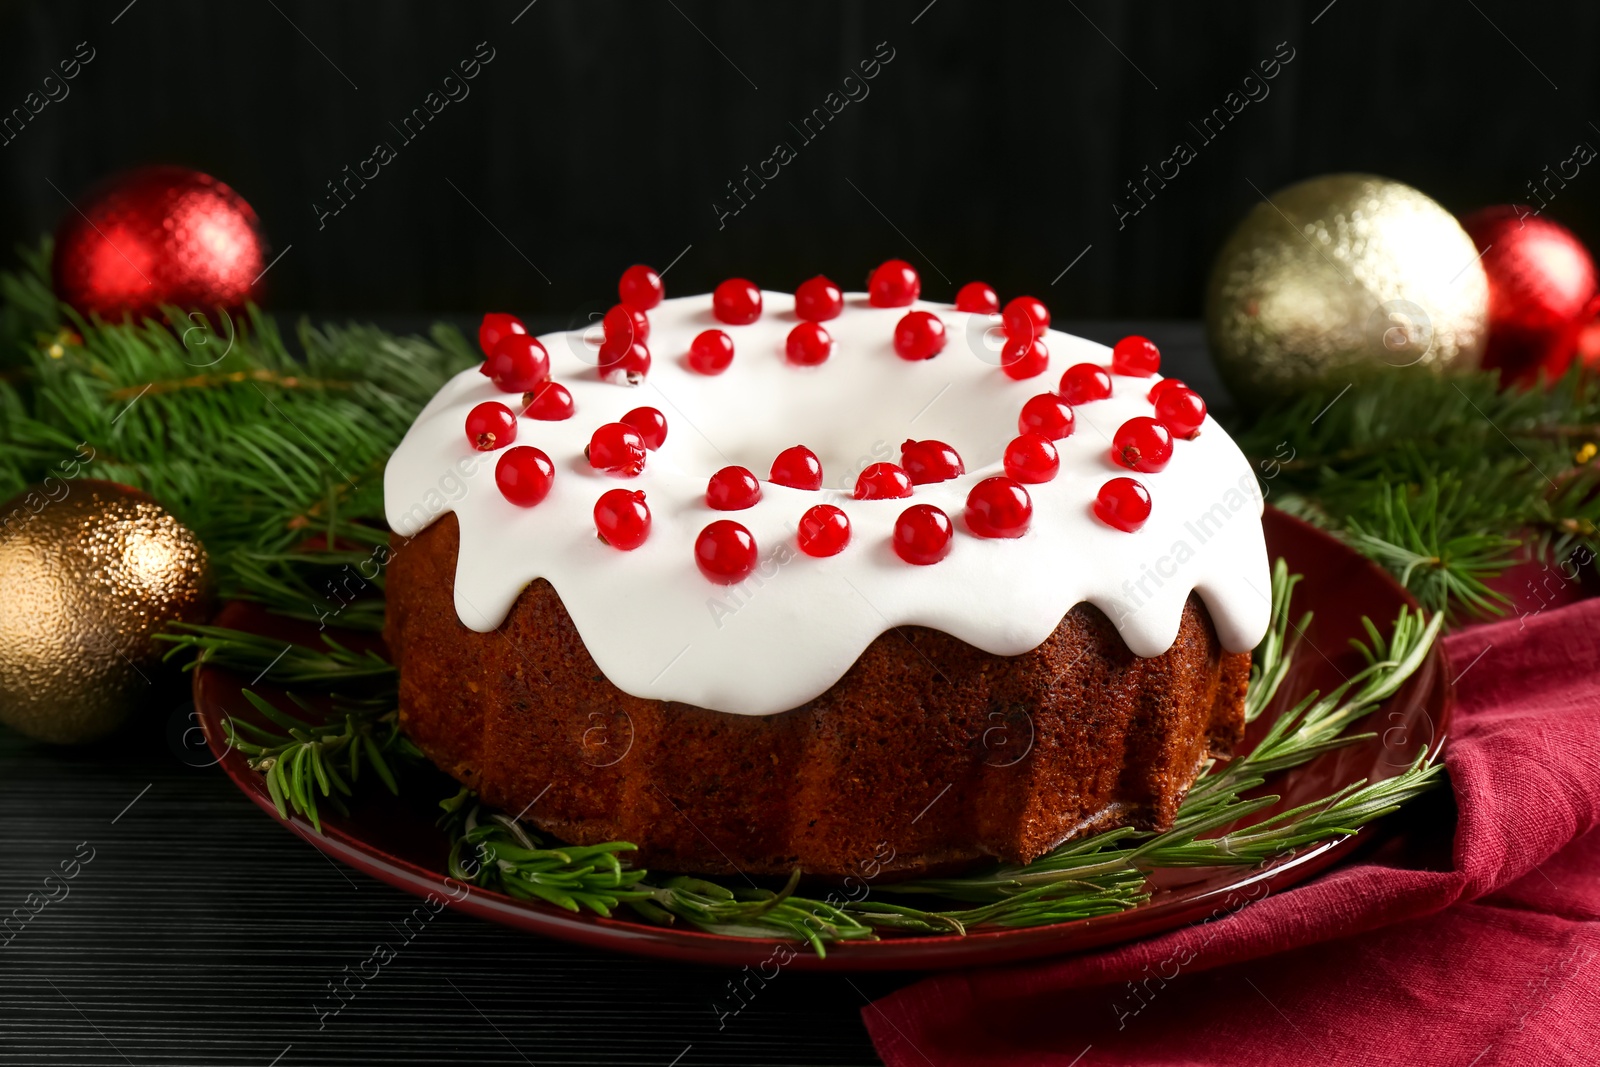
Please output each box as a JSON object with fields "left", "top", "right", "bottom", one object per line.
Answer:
{"left": 384, "top": 292, "right": 1271, "bottom": 716}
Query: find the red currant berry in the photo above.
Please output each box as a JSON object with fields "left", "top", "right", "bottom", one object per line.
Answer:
{"left": 618, "top": 264, "right": 664, "bottom": 311}
{"left": 868, "top": 259, "right": 920, "bottom": 307}
{"left": 586, "top": 422, "right": 648, "bottom": 476}
{"left": 954, "top": 281, "right": 1000, "bottom": 314}
{"left": 893, "top": 504, "right": 953, "bottom": 565}
{"left": 1003, "top": 433, "right": 1060, "bottom": 483}
{"left": 1112, "top": 417, "right": 1173, "bottom": 473}
{"left": 1001, "top": 296, "right": 1050, "bottom": 341}
{"left": 1001, "top": 336, "right": 1050, "bottom": 380}
{"left": 795, "top": 275, "right": 844, "bottom": 322}
{"left": 893, "top": 310, "right": 947, "bottom": 361}
{"left": 1111, "top": 335, "right": 1161, "bottom": 377}
{"left": 621, "top": 406, "right": 668, "bottom": 449}
{"left": 496, "top": 446, "right": 555, "bottom": 507}
{"left": 688, "top": 329, "right": 735, "bottom": 375}
{"left": 598, "top": 340, "right": 651, "bottom": 385}
{"left": 770, "top": 445, "right": 823, "bottom": 490}
{"left": 1094, "top": 477, "right": 1152, "bottom": 532}
{"left": 1154, "top": 386, "right": 1207, "bottom": 438}
{"left": 520, "top": 381, "right": 575, "bottom": 421}
{"left": 1059, "top": 363, "right": 1113, "bottom": 404}
{"left": 965, "top": 476, "right": 1033, "bottom": 539}
{"left": 786, "top": 322, "right": 835, "bottom": 366}
{"left": 486, "top": 334, "right": 551, "bottom": 392}
{"left": 797, "top": 504, "right": 850, "bottom": 557}
{"left": 594, "top": 489, "right": 651, "bottom": 549}
{"left": 713, "top": 278, "right": 763, "bottom": 325}
{"left": 1147, "top": 377, "right": 1187, "bottom": 403}
{"left": 900, "top": 439, "right": 964, "bottom": 484}
{"left": 854, "top": 462, "right": 913, "bottom": 500}
{"left": 478, "top": 312, "right": 526, "bottom": 361}
{"left": 695, "top": 520, "right": 759, "bottom": 584}
{"left": 603, "top": 303, "right": 650, "bottom": 347}
{"left": 466, "top": 401, "right": 517, "bottom": 451}
{"left": 706, "top": 466, "right": 762, "bottom": 510}
{"left": 1018, "top": 394, "right": 1075, "bottom": 440}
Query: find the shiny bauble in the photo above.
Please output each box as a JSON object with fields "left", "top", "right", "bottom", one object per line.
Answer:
{"left": 1460, "top": 207, "right": 1598, "bottom": 386}
{"left": 0, "top": 481, "right": 211, "bottom": 744}
{"left": 1205, "top": 174, "right": 1489, "bottom": 411}
{"left": 52, "top": 165, "right": 269, "bottom": 322}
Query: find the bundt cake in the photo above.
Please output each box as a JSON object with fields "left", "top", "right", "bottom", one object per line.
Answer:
{"left": 383, "top": 262, "right": 1270, "bottom": 880}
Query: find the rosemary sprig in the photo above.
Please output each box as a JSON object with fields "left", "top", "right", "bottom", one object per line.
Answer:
{"left": 440, "top": 796, "right": 877, "bottom": 956}
{"left": 223, "top": 690, "right": 419, "bottom": 832}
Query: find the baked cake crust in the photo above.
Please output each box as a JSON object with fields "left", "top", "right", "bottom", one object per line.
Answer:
{"left": 386, "top": 514, "right": 1249, "bottom": 880}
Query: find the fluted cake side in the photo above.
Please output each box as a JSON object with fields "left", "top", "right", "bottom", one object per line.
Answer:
{"left": 385, "top": 514, "right": 1249, "bottom": 880}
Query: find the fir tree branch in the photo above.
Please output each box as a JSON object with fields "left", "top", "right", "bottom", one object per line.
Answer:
{"left": 159, "top": 624, "right": 395, "bottom": 686}
{"left": 1234, "top": 364, "right": 1600, "bottom": 619}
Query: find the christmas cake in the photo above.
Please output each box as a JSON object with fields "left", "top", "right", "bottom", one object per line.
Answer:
{"left": 382, "top": 262, "right": 1270, "bottom": 879}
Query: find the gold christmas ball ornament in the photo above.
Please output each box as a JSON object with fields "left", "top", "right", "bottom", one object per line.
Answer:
{"left": 0, "top": 480, "right": 211, "bottom": 744}
{"left": 1205, "top": 173, "right": 1489, "bottom": 411}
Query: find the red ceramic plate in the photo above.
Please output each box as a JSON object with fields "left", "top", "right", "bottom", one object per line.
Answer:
{"left": 196, "top": 507, "right": 1451, "bottom": 971}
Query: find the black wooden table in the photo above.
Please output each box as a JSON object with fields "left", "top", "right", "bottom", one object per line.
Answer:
{"left": 0, "top": 320, "right": 1217, "bottom": 1067}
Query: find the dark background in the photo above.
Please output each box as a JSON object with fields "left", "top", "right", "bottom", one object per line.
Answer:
{"left": 1, "top": 0, "right": 1598, "bottom": 320}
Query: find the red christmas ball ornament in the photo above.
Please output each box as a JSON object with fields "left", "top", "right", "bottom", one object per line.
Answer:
{"left": 1461, "top": 207, "right": 1599, "bottom": 385}
{"left": 53, "top": 165, "right": 269, "bottom": 321}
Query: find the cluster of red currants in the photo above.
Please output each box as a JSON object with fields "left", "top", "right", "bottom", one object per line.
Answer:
{"left": 461, "top": 262, "right": 1213, "bottom": 590}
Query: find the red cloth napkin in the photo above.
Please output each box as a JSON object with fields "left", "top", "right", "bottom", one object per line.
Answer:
{"left": 865, "top": 595, "right": 1600, "bottom": 1066}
